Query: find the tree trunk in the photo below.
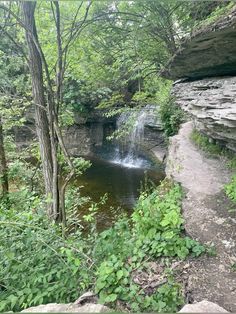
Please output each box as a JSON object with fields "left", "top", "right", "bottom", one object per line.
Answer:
{"left": 21, "top": 2, "right": 57, "bottom": 219}
{"left": 0, "top": 117, "right": 8, "bottom": 197}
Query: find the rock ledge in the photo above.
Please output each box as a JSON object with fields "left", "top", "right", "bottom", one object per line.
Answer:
{"left": 161, "top": 5, "right": 236, "bottom": 80}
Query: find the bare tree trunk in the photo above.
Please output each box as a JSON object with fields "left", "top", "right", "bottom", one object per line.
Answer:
{"left": 21, "top": 2, "right": 56, "bottom": 218}
{"left": 0, "top": 1, "right": 91, "bottom": 225}
{"left": 0, "top": 117, "right": 8, "bottom": 197}
{"left": 53, "top": 1, "right": 63, "bottom": 115}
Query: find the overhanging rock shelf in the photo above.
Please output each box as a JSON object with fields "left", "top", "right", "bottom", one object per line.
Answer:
{"left": 160, "top": 5, "right": 236, "bottom": 151}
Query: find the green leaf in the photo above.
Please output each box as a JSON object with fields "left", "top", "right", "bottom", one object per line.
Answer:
{"left": 116, "top": 269, "right": 123, "bottom": 280}
{"left": 95, "top": 279, "right": 106, "bottom": 293}
{"left": 8, "top": 295, "right": 18, "bottom": 308}
{"left": 104, "top": 293, "right": 117, "bottom": 303}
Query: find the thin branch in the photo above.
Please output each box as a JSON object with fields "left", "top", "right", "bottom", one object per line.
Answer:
{"left": 61, "top": 0, "right": 92, "bottom": 78}
{"left": 52, "top": 1, "right": 63, "bottom": 113}
{"left": 0, "top": 26, "right": 29, "bottom": 63}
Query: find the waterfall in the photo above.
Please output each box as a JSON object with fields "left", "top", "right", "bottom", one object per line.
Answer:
{"left": 112, "top": 108, "right": 150, "bottom": 168}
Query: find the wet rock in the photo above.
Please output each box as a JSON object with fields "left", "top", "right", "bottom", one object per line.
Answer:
{"left": 179, "top": 300, "right": 228, "bottom": 313}
{"left": 140, "top": 105, "right": 166, "bottom": 152}
{"left": 116, "top": 105, "right": 166, "bottom": 158}
{"left": 151, "top": 146, "right": 166, "bottom": 163}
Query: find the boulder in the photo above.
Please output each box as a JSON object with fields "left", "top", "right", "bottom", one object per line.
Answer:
{"left": 21, "top": 291, "right": 111, "bottom": 313}
{"left": 150, "top": 145, "right": 166, "bottom": 163}
{"left": 21, "top": 303, "right": 110, "bottom": 313}
{"left": 179, "top": 300, "right": 228, "bottom": 313}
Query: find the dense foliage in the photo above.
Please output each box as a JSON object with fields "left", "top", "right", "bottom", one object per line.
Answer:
{"left": 0, "top": 1, "right": 234, "bottom": 312}
{"left": 0, "top": 208, "right": 90, "bottom": 311}
{"left": 225, "top": 176, "right": 236, "bottom": 206}
{"left": 0, "top": 180, "right": 205, "bottom": 312}
{"left": 0, "top": 0, "right": 232, "bottom": 146}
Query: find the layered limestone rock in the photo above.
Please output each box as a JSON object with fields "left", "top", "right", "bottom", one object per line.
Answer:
{"left": 140, "top": 105, "right": 166, "bottom": 153}
{"left": 14, "top": 109, "right": 116, "bottom": 156}
{"left": 15, "top": 105, "right": 165, "bottom": 158}
{"left": 64, "top": 119, "right": 114, "bottom": 156}
{"left": 160, "top": 6, "right": 236, "bottom": 152}
{"left": 162, "top": 5, "right": 236, "bottom": 80}
{"left": 172, "top": 76, "right": 236, "bottom": 151}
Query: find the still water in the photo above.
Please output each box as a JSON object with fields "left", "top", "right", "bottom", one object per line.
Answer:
{"left": 76, "top": 156, "right": 165, "bottom": 231}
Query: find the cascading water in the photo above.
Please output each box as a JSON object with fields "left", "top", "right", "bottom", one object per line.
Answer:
{"left": 77, "top": 105, "right": 165, "bottom": 231}
{"left": 112, "top": 109, "right": 150, "bottom": 168}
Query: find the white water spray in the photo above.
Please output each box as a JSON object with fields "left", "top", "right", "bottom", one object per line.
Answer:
{"left": 112, "top": 109, "right": 150, "bottom": 168}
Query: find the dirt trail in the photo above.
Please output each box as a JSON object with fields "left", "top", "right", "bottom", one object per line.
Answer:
{"left": 166, "top": 122, "right": 236, "bottom": 312}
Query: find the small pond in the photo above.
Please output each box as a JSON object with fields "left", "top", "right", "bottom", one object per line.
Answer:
{"left": 76, "top": 154, "right": 165, "bottom": 231}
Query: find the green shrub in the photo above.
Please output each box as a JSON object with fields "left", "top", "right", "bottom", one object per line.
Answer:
{"left": 224, "top": 175, "right": 236, "bottom": 207}
{"left": 157, "top": 81, "right": 185, "bottom": 137}
{"left": 159, "top": 97, "right": 185, "bottom": 137}
{"left": 227, "top": 157, "right": 236, "bottom": 170}
{"left": 95, "top": 255, "right": 184, "bottom": 312}
{"left": 225, "top": 176, "right": 236, "bottom": 203}
{"left": 132, "top": 180, "right": 205, "bottom": 259}
{"left": 0, "top": 204, "right": 92, "bottom": 312}
{"left": 94, "top": 180, "right": 205, "bottom": 312}
{"left": 0, "top": 179, "right": 205, "bottom": 312}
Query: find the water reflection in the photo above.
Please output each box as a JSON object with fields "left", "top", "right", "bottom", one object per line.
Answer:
{"left": 76, "top": 156, "right": 165, "bottom": 231}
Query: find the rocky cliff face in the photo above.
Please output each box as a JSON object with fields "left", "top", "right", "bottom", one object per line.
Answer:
{"left": 136, "top": 105, "right": 165, "bottom": 151}
{"left": 14, "top": 109, "right": 116, "bottom": 156}
{"left": 162, "top": 5, "right": 236, "bottom": 80}
{"left": 161, "top": 5, "right": 236, "bottom": 151}
{"left": 15, "top": 106, "right": 165, "bottom": 157}
{"left": 172, "top": 76, "right": 236, "bottom": 151}
{"left": 63, "top": 112, "right": 115, "bottom": 156}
